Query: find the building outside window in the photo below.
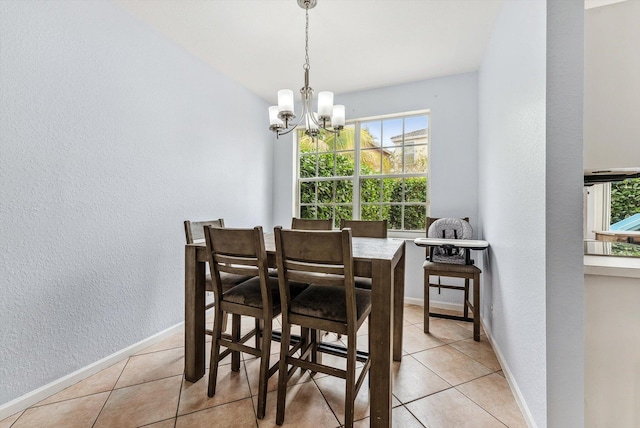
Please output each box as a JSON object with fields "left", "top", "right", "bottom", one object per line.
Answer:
{"left": 296, "top": 111, "right": 429, "bottom": 233}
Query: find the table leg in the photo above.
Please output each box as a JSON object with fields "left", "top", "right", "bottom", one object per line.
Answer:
{"left": 369, "top": 259, "right": 393, "bottom": 428}
{"left": 393, "top": 245, "right": 405, "bottom": 362}
{"left": 184, "top": 245, "right": 206, "bottom": 382}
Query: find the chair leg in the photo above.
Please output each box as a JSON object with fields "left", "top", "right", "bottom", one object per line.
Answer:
{"left": 344, "top": 331, "right": 357, "bottom": 428}
{"left": 207, "top": 306, "right": 224, "bottom": 397}
{"left": 424, "top": 271, "right": 430, "bottom": 333}
{"left": 256, "top": 318, "right": 272, "bottom": 419}
{"left": 463, "top": 278, "right": 470, "bottom": 319}
{"left": 231, "top": 314, "right": 241, "bottom": 371}
{"left": 255, "top": 318, "right": 263, "bottom": 351}
{"left": 276, "top": 323, "right": 291, "bottom": 426}
{"left": 473, "top": 273, "right": 480, "bottom": 341}
{"left": 296, "top": 327, "right": 309, "bottom": 377}
{"left": 310, "top": 329, "right": 320, "bottom": 368}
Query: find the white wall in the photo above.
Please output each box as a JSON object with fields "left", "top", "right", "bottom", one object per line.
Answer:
{"left": 478, "top": 0, "right": 548, "bottom": 425}
{"left": 584, "top": 0, "right": 640, "bottom": 170}
{"left": 272, "top": 73, "right": 479, "bottom": 301}
{"left": 0, "top": 1, "right": 272, "bottom": 405}
{"left": 479, "top": 1, "right": 585, "bottom": 427}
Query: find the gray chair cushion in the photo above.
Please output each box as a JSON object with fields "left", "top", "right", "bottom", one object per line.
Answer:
{"left": 290, "top": 285, "right": 371, "bottom": 323}
{"left": 205, "top": 272, "right": 253, "bottom": 293}
{"left": 268, "top": 268, "right": 279, "bottom": 277}
{"left": 223, "top": 276, "right": 308, "bottom": 310}
{"left": 353, "top": 277, "right": 372, "bottom": 290}
{"left": 423, "top": 260, "right": 481, "bottom": 274}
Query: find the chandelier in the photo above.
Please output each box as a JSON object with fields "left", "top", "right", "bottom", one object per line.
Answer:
{"left": 268, "top": 0, "right": 345, "bottom": 138}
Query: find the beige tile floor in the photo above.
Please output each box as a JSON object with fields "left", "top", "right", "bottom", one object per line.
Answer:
{"left": 1, "top": 304, "right": 527, "bottom": 428}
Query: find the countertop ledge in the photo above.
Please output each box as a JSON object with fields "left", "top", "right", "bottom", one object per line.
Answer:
{"left": 584, "top": 255, "right": 640, "bottom": 279}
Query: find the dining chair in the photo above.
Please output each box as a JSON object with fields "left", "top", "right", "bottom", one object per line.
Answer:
{"left": 291, "top": 217, "right": 333, "bottom": 230}
{"left": 423, "top": 216, "right": 483, "bottom": 341}
{"left": 340, "top": 219, "right": 387, "bottom": 238}
{"left": 184, "top": 219, "right": 252, "bottom": 335}
{"left": 203, "top": 225, "right": 309, "bottom": 419}
{"left": 274, "top": 227, "right": 371, "bottom": 427}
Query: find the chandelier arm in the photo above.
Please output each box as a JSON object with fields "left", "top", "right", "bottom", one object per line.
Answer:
{"left": 276, "top": 124, "right": 302, "bottom": 138}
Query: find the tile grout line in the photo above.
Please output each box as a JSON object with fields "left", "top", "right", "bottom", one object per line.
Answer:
{"left": 401, "top": 403, "right": 428, "bottom": 428}
{"left": 311, "top": 374, "right": 343, "bottom": 427}
{"left": 91, "top": 355, "right": 131, "bottom": 428}
{"left": 453, "top": 372, "right": 516, "bottom": 428}
{"left": 173, "top": 366, "right": 185, "bottom": 425}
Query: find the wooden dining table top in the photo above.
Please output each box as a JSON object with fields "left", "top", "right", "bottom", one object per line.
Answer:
{"left": 189, "top": 233, "right": 406, "bottom": 260}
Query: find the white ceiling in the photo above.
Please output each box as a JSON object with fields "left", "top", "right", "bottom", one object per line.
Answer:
{"left": 114, "top": 0, "right": 624, "bottom": 105}
{"left": 114, "top": 0, "right": 504, "bottom": 104}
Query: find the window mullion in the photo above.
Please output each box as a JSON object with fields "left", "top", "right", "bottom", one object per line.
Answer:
{"left": 353, "top": 122, "right": 361, "bottom": 220}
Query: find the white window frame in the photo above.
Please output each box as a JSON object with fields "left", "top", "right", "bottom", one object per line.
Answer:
{"left": 293, "top": 109, "right": 431, "bottom": 238}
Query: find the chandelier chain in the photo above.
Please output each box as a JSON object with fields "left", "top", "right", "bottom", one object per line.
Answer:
{"left": 304, "top": 2, "right": 310, "bottom": 70}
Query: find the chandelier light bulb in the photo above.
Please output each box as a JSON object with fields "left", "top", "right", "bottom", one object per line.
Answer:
{"left": 269, "top": 106, "right": 284, "bottom": 129}
{"left": 317, "top": 91, "right": 334, "bottom": 119}
{"left": 277, "top": 89, "right": 294, "bottom": 115}
{"left": 332, "top": 105, "right": 345, "bottom": 128}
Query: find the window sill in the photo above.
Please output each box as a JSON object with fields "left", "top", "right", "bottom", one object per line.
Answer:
{"left": 388, "top": 231, "right": 425, "bottom": 240}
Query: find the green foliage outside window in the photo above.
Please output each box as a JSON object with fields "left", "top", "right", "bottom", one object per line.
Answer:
{"left": 610, "top": 178, "right": 640, "bottom": 224}
{"left": 388, "top": 177, "right": 427, "bottom": 230}
{"left": 611, "top": 242, "right": 640, "bottom": 257}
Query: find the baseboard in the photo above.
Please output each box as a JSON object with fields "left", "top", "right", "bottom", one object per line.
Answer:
{"left": 480, "top": 316, "right": 537, "bottom": 428}
{"left": 404, "top": 296, "right": 424, "bottom": 306}
{"left": 0, "top": 322, "right": 184, "bottom": 421}
{"left": 403, "top": 296, "right": 465, "bottom": 313}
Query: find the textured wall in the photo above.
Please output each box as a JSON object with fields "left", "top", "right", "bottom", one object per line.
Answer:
{"left": 272, "top": 73, "right": 480, "bottom": 302}
{"left": 478, "top": 0, "right": 548, "bottom": 425}
{"left": 0, "top": 1, "right": 272, "bottom": 405}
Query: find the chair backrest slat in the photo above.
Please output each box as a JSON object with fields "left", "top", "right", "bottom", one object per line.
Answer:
{"left": 214, "top": 254, "right": 258, "bottom": 267}
{"left": 340, "top": 219, "right": 387, "bottom": 238}
{"left": 284, "top": 260, "right": 344, "bottom": 276}
{"left": 209, "top": 228, "right": 256, "bottom": 256}
{"left": 213, "top": 253, "right": 260, "bottom": 277}
{"left": 286, "top": 270, "right": 345, "bottom": 287}
{"left": 184, "top": 218, "right": 225, "bottom": 244}
{"left": 279, "top": 229, "right": 344, "bottom": 264}
{"left": 291, "top": 217, "right": 332, "bottom": 230}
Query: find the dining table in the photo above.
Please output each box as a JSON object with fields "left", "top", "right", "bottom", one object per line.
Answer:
{"left": 184, "top": 233, "right": 406, "bottom": 427}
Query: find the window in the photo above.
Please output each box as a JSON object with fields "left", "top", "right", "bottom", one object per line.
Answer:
{"left": 584, "top": 177, "right": 640, "bottom": 239}
{"left": 296, "top": 111, "right": 429, "bottom": 233}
